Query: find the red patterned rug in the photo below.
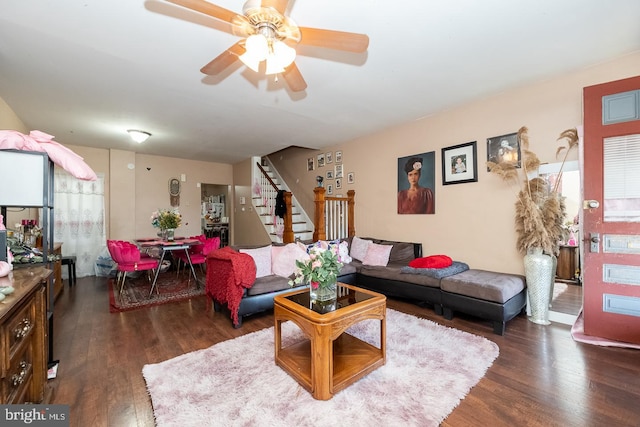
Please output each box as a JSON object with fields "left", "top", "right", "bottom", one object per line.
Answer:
{"left": 109, "top": 270, "right": 206, "bottom": 313}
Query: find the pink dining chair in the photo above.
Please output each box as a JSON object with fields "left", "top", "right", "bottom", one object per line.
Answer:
{"left": 107, "top": 240, "right": 159, "bottom": 296}
{"left": 175, "top": 236, "right": 220, "bottom": 277}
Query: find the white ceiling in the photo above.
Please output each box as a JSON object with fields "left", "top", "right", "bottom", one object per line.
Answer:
{"left": 1, "top": 0, "right": 639, "bottom": 164}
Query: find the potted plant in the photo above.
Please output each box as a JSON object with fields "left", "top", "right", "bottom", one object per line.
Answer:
{"left": 151, "top": 209, "right": 182, "bottom": 241}
{"left": 289, "top": 244, "right": 343, "bottom": 307}
{"left": 488, "top": 126, "right": 579, "bottom": 324}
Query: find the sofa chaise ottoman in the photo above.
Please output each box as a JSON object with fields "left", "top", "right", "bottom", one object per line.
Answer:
{"left": 440, "top": 269, "right": 527, "bottom": 335}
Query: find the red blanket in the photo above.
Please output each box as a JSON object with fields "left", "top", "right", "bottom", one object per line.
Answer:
{"left": 206, "top": 246, "right": 257, "bottom": 326}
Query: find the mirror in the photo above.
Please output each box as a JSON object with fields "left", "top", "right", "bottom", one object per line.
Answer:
{"left": 539, "top": 161, "right": 582, "bottom": 323}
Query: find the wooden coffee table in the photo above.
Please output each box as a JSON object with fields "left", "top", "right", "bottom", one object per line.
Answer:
{"left": 274, "top": 283, "right": 386, "bottom": 400}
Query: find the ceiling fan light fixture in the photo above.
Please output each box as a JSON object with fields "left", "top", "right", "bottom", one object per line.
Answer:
{"left": 239, "top": 52, "right": 261, "bottom": 72}
{"left": 265, "top": 57, "right": 285, "bottom": 75}
{"left": 272, "top": 41, "right": 296, "bottom": 67}
{"left": 245, "top": 34, "right": 269, "bottom": 60}
{"left": 127, "top": 129, "right": 151, "bottom": 144}
{"left": 239, "top": 34, "right": 269, "bottom": 72}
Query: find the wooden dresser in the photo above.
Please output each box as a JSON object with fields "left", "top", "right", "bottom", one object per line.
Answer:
{"left": 52, "top": 243, "right": 63, "bottom": 300}
{"left": 0, "top": 267, "right": 51, "bottom": 404}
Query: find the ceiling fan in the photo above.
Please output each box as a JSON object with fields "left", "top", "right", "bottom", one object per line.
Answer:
{"left": 165, "top": 0, "right": 369, "bottom": 91}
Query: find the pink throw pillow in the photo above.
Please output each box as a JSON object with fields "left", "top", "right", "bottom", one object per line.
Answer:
{"left": 272, "top": 243, "right": 309, "bottom": 277}
{"left": 362, "top": 243, "right": 393, "bottom": 267}
{"left": 350, "top": 237, "right": 372, "bottom": 261}
{"left": 0, "top": 130, "right": 40, "bottom": 151}
{"left": 240, "top": 246, "right": 272, "bottom": 278}
{"left": 38, "top": 140, "right": 98, "bottom": 181}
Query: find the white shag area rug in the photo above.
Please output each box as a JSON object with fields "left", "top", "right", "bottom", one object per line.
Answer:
{"left": 143, "top": 309, "right": 499, "bottom": 427}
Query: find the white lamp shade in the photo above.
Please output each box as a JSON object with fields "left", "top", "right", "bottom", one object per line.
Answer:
{"left": 245, "top": 35, "right": 268, "bottom": 61}
{"left": 239, "top": 52, "right": 261, "bottom": 72}
{"left": 273, "top": 41, "right": 296, "bottom": 68}
{"left": 264, "top": 41, "right": 296, "bottom": 75}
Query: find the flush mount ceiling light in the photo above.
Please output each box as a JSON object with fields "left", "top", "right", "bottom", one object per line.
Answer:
{"left": 127, "top": 129, "right": 151, "bottom": 143}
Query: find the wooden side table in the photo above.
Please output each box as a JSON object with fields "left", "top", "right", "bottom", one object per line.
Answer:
{"left": 274, "top": 283, "right": 386, "bottom": 400}
{"left": 557, "top": 245, "right": 580, "bottom": 285}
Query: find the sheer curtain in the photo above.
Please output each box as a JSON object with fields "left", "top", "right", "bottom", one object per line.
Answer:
{"left": 54, "top": 171, "right": 105, "bottom": 278}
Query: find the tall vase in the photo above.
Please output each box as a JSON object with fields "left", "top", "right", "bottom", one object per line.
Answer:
{"left": 524, "top": 247, "right": 553, "bottom": 325}
{"left": 548, "top": 254, "right": 558, "bottom": 309}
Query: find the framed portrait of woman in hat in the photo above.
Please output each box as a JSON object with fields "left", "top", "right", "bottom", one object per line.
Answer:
{"left": 397, "top": 151, "right": 435, "bottom": 214}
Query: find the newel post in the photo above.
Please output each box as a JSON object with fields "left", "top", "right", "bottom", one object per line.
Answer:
{"left": 347, "top": 190, "right": 356, "bottom": 238}
{"left": 313, "top": 187, "right": 326, "bottom": 242}
{"left": 282, "top": 191, "right": 294, "bottom": 243}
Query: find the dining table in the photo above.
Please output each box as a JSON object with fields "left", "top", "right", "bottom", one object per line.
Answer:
{"left": 135, "top": 237, "right": 202, "bottom": 295}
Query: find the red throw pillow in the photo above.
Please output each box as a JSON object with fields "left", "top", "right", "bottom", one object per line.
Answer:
{"left": 409, "top": 255, "right": 453, "bottom": 269}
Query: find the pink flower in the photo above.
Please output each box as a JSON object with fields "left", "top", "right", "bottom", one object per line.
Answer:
{"left": 312, "top": 260, "right": 322, "bottom": 269}
{"left": 310, "top": 281, "right": 319, "bottom": 290}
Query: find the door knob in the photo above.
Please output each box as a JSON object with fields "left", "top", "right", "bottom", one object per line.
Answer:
{"left": 588, "top": 232, "right": 599, "bottom": 253}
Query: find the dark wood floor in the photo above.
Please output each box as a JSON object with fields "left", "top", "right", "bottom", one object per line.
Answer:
{"left": 550, "top": 282, "right": 582, "bottom": 316}
{"left": 49, "top": 276, "right": 639, "bottom": 427}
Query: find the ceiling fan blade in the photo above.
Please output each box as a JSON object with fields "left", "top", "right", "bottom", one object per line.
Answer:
{"left": 282, "top": 62, "right": 307, "bottom": 92}
{"left": 200, "top": 41, "right": 245, "bottom": 75}
{"left": 298, "top": 27, "right": 369, "bottom": 52}
{"left": 165, "top": 0, "right": 240, "bottom": 24}
{"left": 261, "top": 0, "right": 289, "bottom": 14}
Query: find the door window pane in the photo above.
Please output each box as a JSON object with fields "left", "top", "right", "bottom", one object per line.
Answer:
{"left": 604, "top": 134, "right": 640, "bottom": 222}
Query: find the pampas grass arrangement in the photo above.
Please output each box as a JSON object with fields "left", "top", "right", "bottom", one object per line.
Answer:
{"left": 488, "top": 126, "right": 579, "bottom": 256}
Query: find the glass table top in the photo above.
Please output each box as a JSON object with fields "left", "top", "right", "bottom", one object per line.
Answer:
{"left": 284, "top": 283, "right": 375, "bottom": 314}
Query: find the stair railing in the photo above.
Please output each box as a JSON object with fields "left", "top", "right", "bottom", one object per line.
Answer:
{"left": 313, "top": 188, "right": 355, "bottom": 241}
{"left": 255, "top": 162, "right": 294, "bottom": 243}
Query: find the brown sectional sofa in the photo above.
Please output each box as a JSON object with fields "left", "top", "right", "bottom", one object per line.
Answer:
{"left": 206, "top": 237, "right": 526, "bottom": 334}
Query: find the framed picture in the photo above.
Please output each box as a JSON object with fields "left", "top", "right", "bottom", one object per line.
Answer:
{"left": 441, "top": 141, "right": 478, "bottom": 185}
{"left": 347, "top": 172, "right": 354, "bottom": 184}
{"left": 326, "top": 170, "right": 333, "bottom": 179}
{"left": 325, "top": 152, "right": 333, "bottom": 164}
{"left": 335, "top": 164, "right": 344, "bottom": 178}
{"left": 335, "top": 151, "right": 343, "bottom": 163}
{"left": 307, "top": 157, "right": 315, "bottom": 171}
{"left": 397, "top": 151, "right": 436, "bottom": 214}
{"left": 317, "top": 153, "right": 325, "bottom": 168}
{"left": 487, "top": 132, "right": 520, "bottom": 171}
{"left": 327, "top": 184, "right": 333, "bottom": 195}
{"left": 335, "top": 178, "right": 342, "bottom": 189}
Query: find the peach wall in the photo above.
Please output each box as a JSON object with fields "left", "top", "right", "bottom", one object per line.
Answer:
{"left": 270, "top": 52, "right": 640, "bottom": 275}
{"left": 232, "top": 158, "right": 271, "bottom": 246}
{"left": 0, "top": 97, "right": 27, "bottom": 132}
{"left": 134, "top": 154, "right": 233, "bottom": 239}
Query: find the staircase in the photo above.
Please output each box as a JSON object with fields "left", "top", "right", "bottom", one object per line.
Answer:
{"left": 252, "top": 158, "right": 314, "bottom": 243}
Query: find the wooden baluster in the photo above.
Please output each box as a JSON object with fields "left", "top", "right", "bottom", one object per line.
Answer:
{"left": 282, "top": 191, "right": 294, "bottom": 243}
{"left": 313, "top": 187, "right": 326, "bottom": 242}
{"left": 347, "top": 190, "right": 356, "bottom": 238}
